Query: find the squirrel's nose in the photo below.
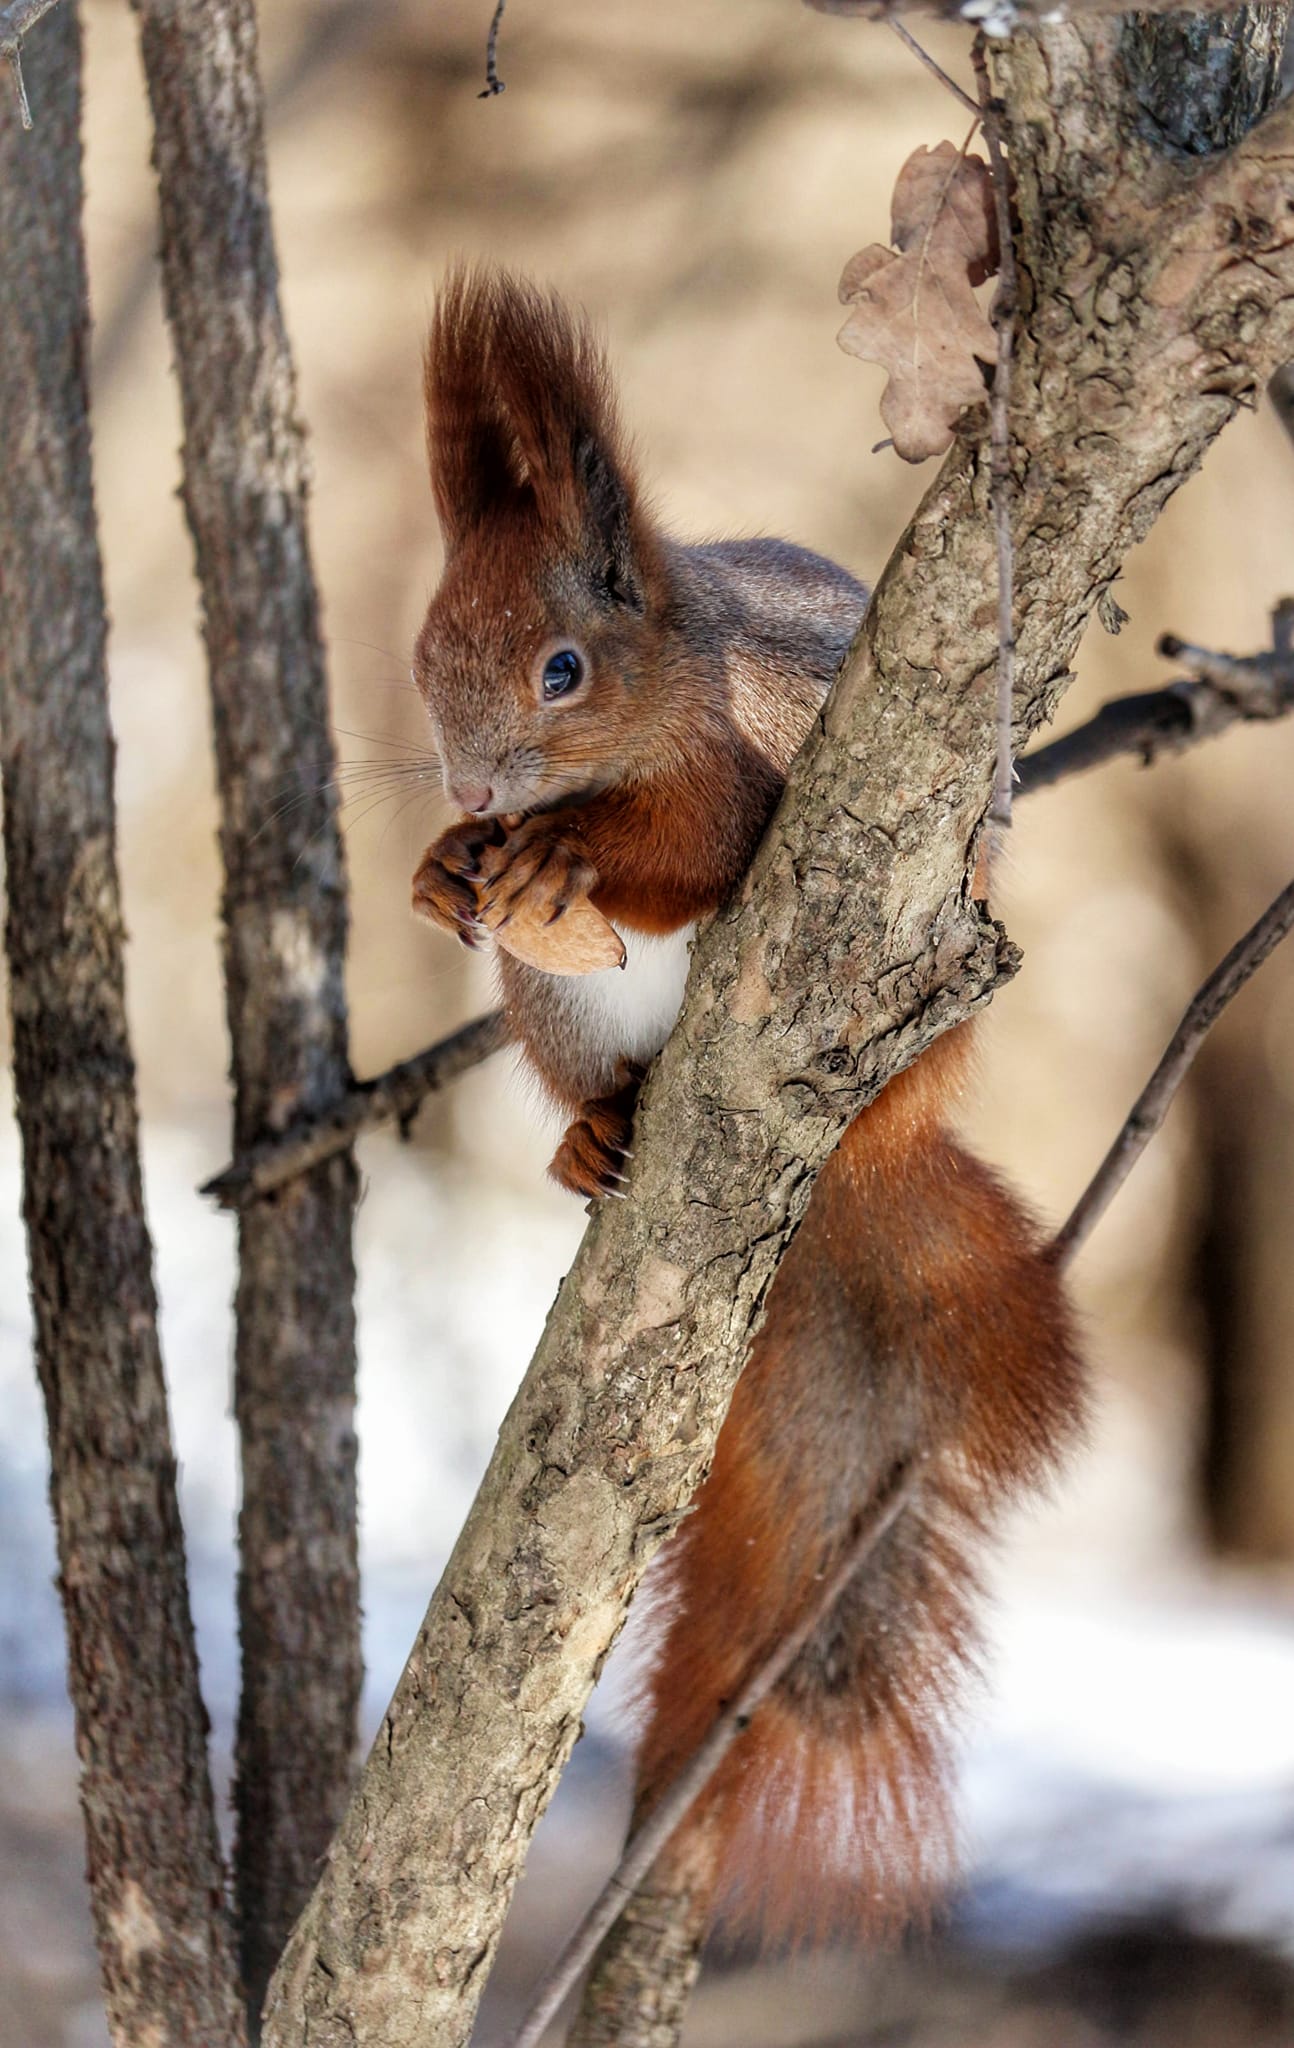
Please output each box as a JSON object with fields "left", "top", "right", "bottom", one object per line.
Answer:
{"left": 451, "top": 781, "right": 494, "bottom": 816}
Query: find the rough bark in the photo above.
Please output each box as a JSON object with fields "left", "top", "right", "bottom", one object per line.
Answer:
{"left": 562, "top": 1837, "right": 719, "bottom": 2048}
{"left": 0, "top": 9, "right": 245, "bottom": 2044}
{"left": 260, "top": 15, "right": 1294, "bottom": 2045}
{"left": 129, "top": 0, "right": 359, "bottom": 2022}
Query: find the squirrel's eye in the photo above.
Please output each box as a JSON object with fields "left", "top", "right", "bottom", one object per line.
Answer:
{"left": 541, "top": 649, "right": 585, "bottom": 700}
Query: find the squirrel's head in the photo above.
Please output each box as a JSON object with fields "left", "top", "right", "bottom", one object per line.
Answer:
{"left": 414, "top": 269, "right": 666, "bottom": 819}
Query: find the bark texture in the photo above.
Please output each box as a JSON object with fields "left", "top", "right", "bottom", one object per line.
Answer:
{"left": 0, "top": 9, "right": 245, "bottom": 2044}
{"left": 264, "top": 18, "right": 1294, "bottom": 2048}
{"left": 563, "top": 1835, "right": 719, "bottom": 2048}
{"left": 130, "top": 0, "right": 359, "bottom": 2021}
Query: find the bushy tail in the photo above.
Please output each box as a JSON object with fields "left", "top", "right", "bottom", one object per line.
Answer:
{"left": 631, "top": 1048, "right": 1084, "bottom": 1943}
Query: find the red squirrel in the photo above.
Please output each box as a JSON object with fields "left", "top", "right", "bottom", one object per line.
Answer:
{"left": 411, "top": 270, "right": 1084, "bottom": 1940}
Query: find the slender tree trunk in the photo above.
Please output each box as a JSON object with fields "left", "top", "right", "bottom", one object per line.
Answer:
{"left": 130, "top": 0, "right": 360, "bottom": 2022}
{"left": 0, "top": 8, "right": 245, "bottom": 2044}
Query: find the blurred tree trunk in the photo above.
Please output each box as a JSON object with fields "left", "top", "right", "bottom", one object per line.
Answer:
{"left": 129, "top": 0, "right": 361, "bottom": 2024}
{"left": 0, "top": 7, "right": 245, "bottom": 2044}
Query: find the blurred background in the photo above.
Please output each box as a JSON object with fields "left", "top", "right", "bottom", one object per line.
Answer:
{"left": 3, "top": 0, "right": 1294, "bottom": 2041}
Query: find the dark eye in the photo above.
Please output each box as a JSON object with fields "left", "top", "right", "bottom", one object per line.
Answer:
{"left": 541, "top": 649, "right": 585, "bottom": 700}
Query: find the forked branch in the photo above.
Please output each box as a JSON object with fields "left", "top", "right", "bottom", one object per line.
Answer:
{"left": 1017, "top": 603, "right": 1294, "bottom": 794}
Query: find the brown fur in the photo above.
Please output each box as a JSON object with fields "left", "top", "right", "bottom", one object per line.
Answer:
{"left": 412, "top": 268, "right": 1085, "bottom": 1940}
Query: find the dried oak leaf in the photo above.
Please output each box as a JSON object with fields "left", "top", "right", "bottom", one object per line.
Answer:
{"left": 838, "top": 141, "right": 1000, "bottom": 463}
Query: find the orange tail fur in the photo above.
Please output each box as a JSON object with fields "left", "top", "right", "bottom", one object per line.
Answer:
{"left": 633, "top": 1033, "right": 1084, "bottom": 1942}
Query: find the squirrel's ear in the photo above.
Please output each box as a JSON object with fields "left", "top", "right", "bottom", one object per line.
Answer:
{"left": 571, "top": 426, "right": 645, "bottom": 612}
{"left": 427, "top": 269, "right": 654, "bottom": 605}
{"left": 486, "top": 273, "right": 653, "bottom": 611}
{"left": 424, "top": 270, "right": 525, "bottom": 551}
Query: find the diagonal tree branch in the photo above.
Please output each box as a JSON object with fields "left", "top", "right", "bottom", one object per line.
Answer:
{"left": 201, "top": 1010, "right": 510, "bottom": 1207}
{"left": 1016, "top": 603, "right": 1294, "bottom": 794}
{"left": 1052, "top": 873, "right": 1294, "bottom": 1267}
{"left": 0, "top": 7, "right": 245, "bottom": 2042}
{"left": 262, "top": 25, "right": 1294, "bottom": 2047}
{"left": 511, "top": 1461, "right": 920, "bottom": 2048}
{"left": 566, "top": 18, "right": 1294, "bottom": 2047}
{"left": 130, "top": 0, "right": 360, "bottom": 2023}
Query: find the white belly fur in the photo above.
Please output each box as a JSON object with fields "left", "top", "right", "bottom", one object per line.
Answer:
{"left": 560, "top": 921, "right": 696, "bottom": 1075}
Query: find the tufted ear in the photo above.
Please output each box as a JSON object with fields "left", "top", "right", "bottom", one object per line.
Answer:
{"left": 425, "top": 268, "right": 653, "bottom": 606}
{"left": 424, "top": 269, "right": 526, "bottom": 551}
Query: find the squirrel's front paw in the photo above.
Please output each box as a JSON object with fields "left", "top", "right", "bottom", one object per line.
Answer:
{"left": 475, "top": 817, "right": 596, "bottom": 936}
{"left": 472, "top": 818, "right": 626, "bottom": 973}
{"left": 411, "top": 817, "right": 507, "bottom": 948}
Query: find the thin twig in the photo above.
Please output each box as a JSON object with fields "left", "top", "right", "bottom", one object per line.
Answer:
{"left": 504, "top": 1458, "right": 921, "bottom": 2048}
{"left": 201, "top": 1009, "right": 510, "bottom": 1207}
{"left": 887, "top": 17, "right": 980, "bottom": 112}
{"left": 1, "top": 0, "right": 63, "bottom": 126}
{"left": 972, "top": 35, "right": 1018, "bottom": 836}
{"left": 478, "top": 0, "right": 507, "bottom": 97}
{"left": 1051, "top": 875, "right": 1294, "bottom": 1267}
{"left": 1017, "top": 604, "right": 1294, "bottom": 794}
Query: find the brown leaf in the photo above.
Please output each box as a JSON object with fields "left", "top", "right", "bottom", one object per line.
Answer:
{"left": 838, "top": 142, "right": 1000, "bottom": 463}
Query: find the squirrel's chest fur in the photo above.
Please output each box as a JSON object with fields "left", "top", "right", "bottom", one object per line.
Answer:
{"left": 498, "top": 922, "right": 696, "bottom": 1110}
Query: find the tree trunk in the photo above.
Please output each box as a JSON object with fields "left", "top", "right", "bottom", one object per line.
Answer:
{"left": 0, "top": 8, "right": 245, "bottom": 2043}
{"left": 130, "top": 0, "right": 360, "bottom": 2022}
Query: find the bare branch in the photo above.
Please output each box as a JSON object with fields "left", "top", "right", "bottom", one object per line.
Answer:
{"left": 0, "top": 8, "right": 244, "bottom": 2040}
{"left": 130, "top": 0, "right": 360, "bottom": 2018}
{"left": 808, "top": 0, "right": 1292, "bottom": 27}
{"left": 887, "top": 17, "right": 980, "bottom": 112}
{"left": 972, "top": 35, "right": 1018, "bottom": 833}
{"left": 508, "top": 1462, "right": 919, "bottom": 2048}
{"left": 201, "top": 1010, "right": 509, "bottom": 1207}
{"left": 1017, "top": 605, "right": 1294, "bottom": 795}
{"left": 479, "top": 0, "right": 507, "bottom": 97}
{"left": 0, "top": 0, "right": 62, "bottom": 127}
{"left": 1052, "top": 875, "right": 1294, "bottom": 1268}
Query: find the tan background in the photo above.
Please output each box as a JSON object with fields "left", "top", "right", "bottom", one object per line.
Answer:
{"left": 4, "top": 1, "right": 1294, "bottom": 2041}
